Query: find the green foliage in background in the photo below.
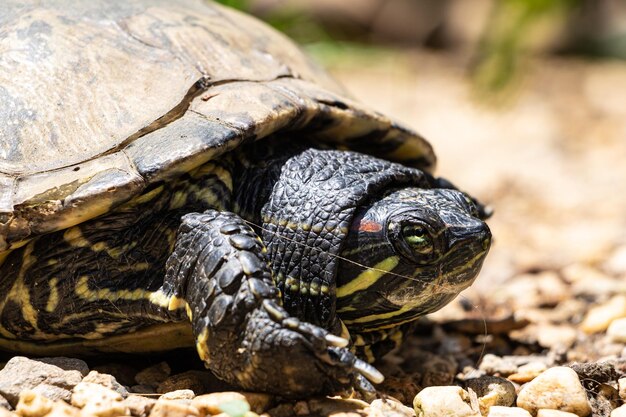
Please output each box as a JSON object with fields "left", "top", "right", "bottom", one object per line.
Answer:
{"left": 215, "top": 0, "right": 625, "bottom": 94}
{"left": 472, "top": 0, "right": 581, "bottom": 94}
{"left": 215, "top": 0, "right": 249, "bottom": 10}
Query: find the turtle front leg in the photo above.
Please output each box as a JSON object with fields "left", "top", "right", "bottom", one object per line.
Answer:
{"left": 163, "top": 210, "right": 382, "bottom": 396}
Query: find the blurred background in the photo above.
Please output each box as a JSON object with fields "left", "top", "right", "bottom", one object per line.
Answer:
{"left": 218, "top": 0, "right": 626, "bottom": 356}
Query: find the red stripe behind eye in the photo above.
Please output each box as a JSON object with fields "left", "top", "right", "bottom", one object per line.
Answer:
{"left": 358, "top": 220, "right": 383, "bottom": 233}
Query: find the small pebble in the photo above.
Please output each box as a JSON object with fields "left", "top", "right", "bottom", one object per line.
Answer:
{"left": 618, "top": 378, "right": 626, "bottom": 400}
{"left": 562, "top": 264, "right": 613, "bottom": 285}
{"left": 607, "top": 317, "right": 626, "bottom": 343}
{"left": 581, "top": 295, "right": 626, "bottom": 334}
{"left": 536, "top": 325, "right": 577, "bottom": 350}
{"left": 571, "top": 273, "right": 625, "bottom": 297}
{"left": 487, "top": 406, "right": 532, "bottom": 417}
{"left": 0, "top": 357, "right": 85, "bottom": 406}
{"left": 326, "top": 413, "right": 361, "bottom": 417}
{"left": 537, "top": 410, "right": 579, "bottom": 417}
{"left": 465, "top": 376, "right": 516, "bottom": 415}
{"left": 494, "top": 272, "right": 568, "bottom": 309}
{"left": 14, "top": 391, "right": 54, "bottom": 417}
{"left": 508, "top": 362, "right": 547, "bottom": 384}
{"left": 413, "top": 386, "right": 480, "bottom": 417}
{"left": 516, "top": 367, "right": 591, "bottom": 416}
{"left": 71, "top": 382, "right": 128, "bottom": 417}
{"left": 122, "top": 395, "right": 156, "bottom": 417}
{"left": 160, "top": 390, "right": 195, "bottom": 401}
{"left": 82, "top": 370, "right": 128, "bottom": 397}
{"left": 368, "top": 399, "right": 415, "bottom": 417}
{"left": 157, "top": 371, "right": 208, "bottom": 395}
{"left": 479, "top": 354, "right": 519, "bottom": 377}
{"left": 149, "top": 400, "right": 199, "bottom": 417}
{"left": 192, "top": 392, "right": 272, "bottom": 415}
{"left": 612, "top": 405, "right": 626, "bottom": 417}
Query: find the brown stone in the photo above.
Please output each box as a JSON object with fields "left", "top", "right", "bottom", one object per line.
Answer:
{"left": 135, "top": 363, "right": 171, "bottom": 388}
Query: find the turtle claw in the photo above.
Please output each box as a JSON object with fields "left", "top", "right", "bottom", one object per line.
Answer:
{"left": 354, "top": 358, "right": 384, "bottom": 384}
{"left": 325, "top": 333, "right": 349, "bottom": 348}
{"left": 261, "top": 300, "right": 383, "bottom": 392}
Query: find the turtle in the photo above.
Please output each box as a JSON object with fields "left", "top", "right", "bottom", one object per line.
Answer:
{"left": 0, "top": 0, "right": 492, "bottom": 397}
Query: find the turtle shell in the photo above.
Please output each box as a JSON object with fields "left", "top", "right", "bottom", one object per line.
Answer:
{"left": 0, "top": 0, "right": 435, "bottom": 253}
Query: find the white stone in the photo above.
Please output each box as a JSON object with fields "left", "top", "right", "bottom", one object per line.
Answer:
{"left": 607, "top": 318, "right": 626, "bottom": 343}
{"left": 192, "top": 392, "right": 271, "bottom": 415}
{"left": 368, "top": 399, "right": 415, "bottom": 417}
{"left": 508, "top": 361, "right": 547, "bottom": 384}
{"left": 149, "top": 400, "right": 199, "bottom": 417}
{"left": 44, "top": 401, "right": 80, "bottom": 417}
{"left": 493, "top": 272, "right": 569, "bottom": 309}
{"left": 82, "top": 370, "right": 128, "bottom": 397}
{"left": 487, "top": 406, "right": 531, "bottom": 417}
{"left": 581, "top": 295, "right": 626, "bottom": 334}
{"left": 14, "top": 391, "right": 54, "bottom": 417}
{"left": 536, "top": 325, "right": 578, "bottom": 350}
{"left": 618, "top": 377, "right": 626, "bottom": 400}
{"left": 71, "top": 382, "right": 128, "bottom": 417}
{"left": 160, "top": 390, "right": 195, "bottom": 401}
{"left": 413, "top": 386, "right": 480, "bottom": 417}
{"left": 516, "top": 367, "right": 591, "bottom": 417}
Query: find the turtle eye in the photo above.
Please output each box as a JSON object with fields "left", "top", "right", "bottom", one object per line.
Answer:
{"left": 388, "top": 220, "right": 437, "bottom": 264}
{"left": 401, "top": 225, "right": 434, "bottom": 255}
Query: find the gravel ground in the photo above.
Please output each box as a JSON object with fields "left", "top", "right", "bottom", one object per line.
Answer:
{"left": 1, "top": 50, "right": 625, "bottom": 417}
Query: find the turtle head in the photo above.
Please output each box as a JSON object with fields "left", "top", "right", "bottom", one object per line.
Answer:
{"left": 336, "top": 187, "right": 491, "bottom": 332}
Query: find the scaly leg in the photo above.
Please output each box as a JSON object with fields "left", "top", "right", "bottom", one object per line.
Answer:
{"left": 163, "top": 210, "right": 382, "bottom": 396}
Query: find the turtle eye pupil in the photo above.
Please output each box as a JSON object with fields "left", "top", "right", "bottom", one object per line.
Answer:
{"left": 402, "top": 225, "right": 433, "bottom": 254}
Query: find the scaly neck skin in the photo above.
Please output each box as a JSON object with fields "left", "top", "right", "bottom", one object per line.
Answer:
{"left": 228, "top": 137, "right": 437, "bottom": 332}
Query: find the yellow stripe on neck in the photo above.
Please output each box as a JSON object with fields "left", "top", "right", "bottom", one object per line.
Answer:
{"left": 336, "top": 256, "right": 399, "bottom": 298}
